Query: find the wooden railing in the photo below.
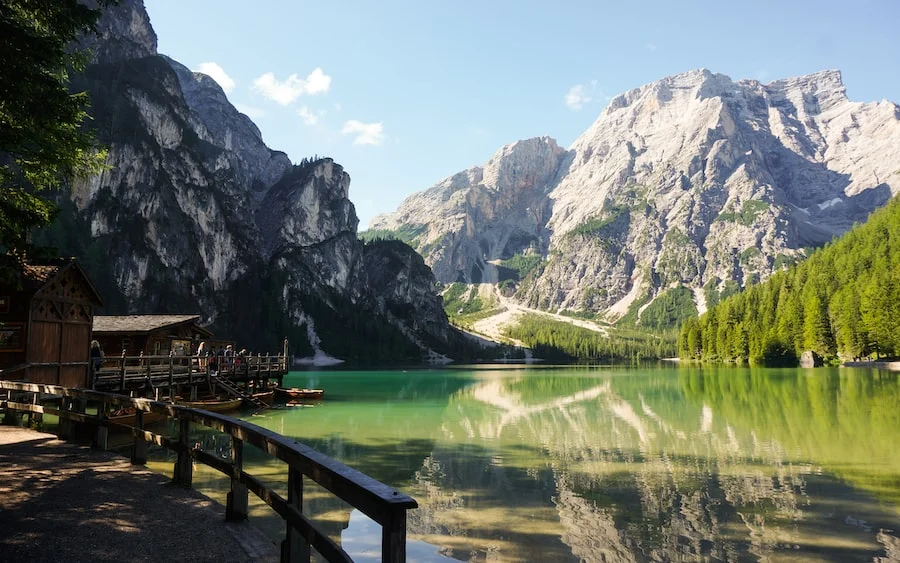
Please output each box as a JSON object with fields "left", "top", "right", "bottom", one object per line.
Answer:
{"left": 91, "top": 353, "right": 288, "bottom": 391}
{"left": 0, "top": 380, "right": 417, "bottom": 562}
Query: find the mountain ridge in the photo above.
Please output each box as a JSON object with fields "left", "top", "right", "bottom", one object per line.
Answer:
{"left": 44, "top": 0, "right": 469, "bottom": 362}
{"left": 370, "top": 67, "right": 900, "bottom": 324}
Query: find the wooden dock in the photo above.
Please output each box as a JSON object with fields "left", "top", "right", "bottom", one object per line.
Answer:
{"left": 0, "top": 380, "right": 418, "bottom": 562}
{"left": 89, "top": 352, "right": 289, "bottom": 400}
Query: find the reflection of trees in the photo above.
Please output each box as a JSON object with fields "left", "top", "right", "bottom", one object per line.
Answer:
{"left": 679, "top": 366, "right": 900, "bottom": 506}
{"left": 412, "top": 372, "right": 900, "bottom": 561}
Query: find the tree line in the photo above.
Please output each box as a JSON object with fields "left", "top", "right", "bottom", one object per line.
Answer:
{"left": 506, "top": 314, "right": 677, "bottom": 363}
{"left": 679, "top": 195, "right": 900, "bottom": 365}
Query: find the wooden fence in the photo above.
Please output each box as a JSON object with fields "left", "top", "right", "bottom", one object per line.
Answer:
{"left": 90, "top": 352, "right": 288, "bottom": 393}
{"left": 0, "top": 380, "right": 417, "bottom": 562}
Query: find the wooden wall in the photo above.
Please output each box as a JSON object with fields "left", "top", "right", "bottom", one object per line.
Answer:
{"left": 25, "top": 267, "right": 94, "bottom": 386}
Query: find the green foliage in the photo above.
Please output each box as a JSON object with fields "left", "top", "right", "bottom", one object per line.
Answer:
{"left": 681, "top": 195, "right": 900, "bottom": 365}
{"left": 0, "top": 0, "right": 113, "bottom": 262}
{"left": 739, "top": 247, "right": 761, "bottom": 264}
{"left": 504, "top": 314, "right": 677, "bottom": 362}
{"left": 639, "top": 285, "right": 698, "bottom": 330}
{"left": 497, "top": 252, "right": 543, "bottom": 281}
{"left": 358, "top": 224, "right": 427, "bottom": 246}
{"left": 772, "top": 253, "right": 796, "bottom": 270}
{"left": 715, "top": 200, "right": 769, "bottom": 226}
{"left": 568, "top": 206, "right": 629, "bottom": 238}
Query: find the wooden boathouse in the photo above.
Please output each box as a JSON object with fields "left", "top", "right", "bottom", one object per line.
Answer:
{"left": 92, "top": 314, "right": 212, "bottom": 357}
{"left": 0, "top": 260, "right": 102, "bottom": 387}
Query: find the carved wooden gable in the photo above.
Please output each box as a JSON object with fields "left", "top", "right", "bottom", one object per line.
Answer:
{"left": 31, "top": 266, "right": 97, "bottom": 324}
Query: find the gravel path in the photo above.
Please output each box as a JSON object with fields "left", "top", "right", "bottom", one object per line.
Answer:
{"left": 0, "top": 426, "right": 278, "bottom": 562}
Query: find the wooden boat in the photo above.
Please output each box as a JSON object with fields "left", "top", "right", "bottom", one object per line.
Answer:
{"left": 250, "top": 390, "right": 275, "bottom": 403}
{"left": 276, "top": 387, "right": 324, "bottom": 401}
{"left": 178, "top": 397, "right": 243, "bottom": 413}
{"left": 108, "top": 408, "right": 167, "bottom": 427}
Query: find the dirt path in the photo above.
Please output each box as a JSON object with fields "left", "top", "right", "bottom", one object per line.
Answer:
{"left": 470, "top": 283, "right": 610, "bottom": 344}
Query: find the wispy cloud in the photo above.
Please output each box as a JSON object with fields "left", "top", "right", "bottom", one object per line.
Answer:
{"left": 234, "top": 104, "right": 265, "bottom": 119}
{"left": 341, "top": 120, "right": 384, "bottom": 145}
{"left": 253, "top": 68, "right": 332, "bottom": 105}
{"left": 297, "top": 105, "right": 319, "bottom": 126}
{"left": 195, "top": 62, "right": 235, "bottom": 93}
{"left": 644, "top": 42, "right": 657, "bottom": 52}
{"left": 565, "top": 84, "right": 593, "bottom": 111}
{"left": 565, "top": 81, "right": 607, "bottom": 111}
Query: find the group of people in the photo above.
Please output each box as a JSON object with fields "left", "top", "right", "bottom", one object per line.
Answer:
{"left": 195, "top": 342, "right": 250, "bottom": 373}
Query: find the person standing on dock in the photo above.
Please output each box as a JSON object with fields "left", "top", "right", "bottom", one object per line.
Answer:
{"left": 196, "top": 341, "right": 207, "bottom": 371}
{"left": 90, "top": 340, "right": 104, "bottom": 372}
{"left": 224, "top": 344, "right": 234, "bottom": 372}
{"left": 209, "top": 346, "right": 218, "bottom": 374}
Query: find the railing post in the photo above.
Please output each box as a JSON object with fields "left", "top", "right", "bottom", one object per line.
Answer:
{"left": 92, "top": 400, "right": 108, "bottom": 450}
{"left": 173, "top": 417, "right": 193, "bottom": 487}
{"left": 382, "top": 507, "right": 408, "bottom": 563}
{"left": 226, "top": 437, "right": 248, "bottom": 521}
{"left": 281, "top": 467, "right": 309, "bottom": 562}
{"left": 132, "top": 409, "right": 147, "bottom": 465}
{"left": 119, "top": 350, "right": 127, "bottom": 390}
{"left": 57, "top": 396, "right": 72, "bottom": 440}
{"left": 168, "top": 352, "right": 175, "bottom": 400}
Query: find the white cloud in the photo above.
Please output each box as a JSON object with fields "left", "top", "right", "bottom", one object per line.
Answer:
{"left": 644, "top": 42, "right": 657, "bottom": 51}
{"left": 341, "top": 120, "right": 384, "bottom": 146}
{"left": 565, "top": 84, "right": 593, "bottom": 111}
{"left": 234, "top": 104, "right": 265, "bottom": 119}
{"left": 253, "top": 68, "right": 332, "bottom": 105}
{"left": 195, "top": 62, "right": 235, "bottom": 93}
{"left": 297, "top": 105, "right": 318, "bottom": 126}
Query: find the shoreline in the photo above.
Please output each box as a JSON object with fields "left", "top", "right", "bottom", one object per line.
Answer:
{"left": 841, "top": 360, "right": 900, "bottom": 371}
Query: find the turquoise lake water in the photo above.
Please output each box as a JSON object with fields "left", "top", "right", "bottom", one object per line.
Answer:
{"left": 157, "top": 364, "right": 900, "bottom": 562}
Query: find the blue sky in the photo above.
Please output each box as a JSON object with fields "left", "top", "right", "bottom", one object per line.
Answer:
{"left": 143, "top": 0, "right": 899, "bottom": 228}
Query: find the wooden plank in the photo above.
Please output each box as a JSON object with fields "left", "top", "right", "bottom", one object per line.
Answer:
{"left": 242, "top": 473, "right": 352, "bottom": 563}
{"left": 1, "top": 379, "right": 415, "bottom": 559}
{"left": 178, "top": 410, "right": 418, "bottom": 524}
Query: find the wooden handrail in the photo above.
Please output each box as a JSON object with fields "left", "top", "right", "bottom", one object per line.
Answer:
{"left": 0, "top": 380, "right": 416, "bottom": 562}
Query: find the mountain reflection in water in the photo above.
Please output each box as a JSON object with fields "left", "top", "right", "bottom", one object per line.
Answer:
{"left": 164, "top": 366, "right": 900, "bottom": 562}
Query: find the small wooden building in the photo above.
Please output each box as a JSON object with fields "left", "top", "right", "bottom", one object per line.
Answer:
{"left": 92, "top": 315, "right": 213, "bottom": 357}
{"left": 0, "top": 260, "right": 103, "bottom": 387}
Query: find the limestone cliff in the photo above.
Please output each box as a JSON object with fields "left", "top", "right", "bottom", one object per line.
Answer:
{"left": 371, "top": 69, "right": 900, "bottom": 322}
{"left": 47, "top": 0, "right": 462, "bottom": 362}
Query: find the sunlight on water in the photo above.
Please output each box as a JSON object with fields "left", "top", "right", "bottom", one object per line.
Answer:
{"left": 151, "top": 365, "right": 900, "bottom": 562}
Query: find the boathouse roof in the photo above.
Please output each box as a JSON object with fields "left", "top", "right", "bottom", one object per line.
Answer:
{"left": 92, "top": 315, "right": 213, "bottom": 336}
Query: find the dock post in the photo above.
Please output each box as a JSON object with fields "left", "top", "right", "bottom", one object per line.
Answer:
{"left": 281, "top": 467, "right": 309, "bottom": 562}
{"left": 382, "top": 507, "right": 409, "bottom": 563}
{"left": 57, "top": 396, "right": 72, "bottom": 440}
{"left": 173, "top": 417, "right": 193, "bottom": 487}
{"left": 168, "top": 352, "right": 175, "bottom": 400}
{"left": 226, "top": 437, "right": 248, "bottom": 521}
{"left": 92, "top": 400, "right": 108, "bottom": 451}
{"left": 132, "top": 410, "right": 147, "bottom": 465}
{"left": 119, "top": 350, "right": 126, "bottom": 391}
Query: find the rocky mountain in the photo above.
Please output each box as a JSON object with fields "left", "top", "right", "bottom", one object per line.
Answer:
{"left": 370, "top": 69, "right": 900, "bottom": 322}
{"left": 41, "top": 0, "right": 468, "bottom": 362}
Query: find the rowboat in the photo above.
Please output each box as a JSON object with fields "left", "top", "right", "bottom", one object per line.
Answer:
{"left": 108, "top": 408, "right": 167, "bottom": 427}
{"left": 250, "top": 390, "right": 275, "bottom": 403}
{"left": 178, "top": 397, "right": 243, "bottom": 413}
{"left": 276, "top": 387, "right": 324, "bottom": 401}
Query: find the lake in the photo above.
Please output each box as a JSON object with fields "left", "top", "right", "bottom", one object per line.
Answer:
{"left": 160, "top": 365, "right": 900, "bottom": 562}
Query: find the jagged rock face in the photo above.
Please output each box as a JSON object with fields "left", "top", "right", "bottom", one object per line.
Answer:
{"left": 81, "top": 0, "right": 157, "bottom": 64}
{"left": 166, "top": 56, "right": 292, "bottom": 197}
{"left": 371, "top": 137, "right": 566, "bottom": 282}
{"left": 363, "top": 240, "right": 456, "bottom": 346}
{"left": 53, "top": 0, "right": 458, "bottom": 361}
{"left": 373, "top": 69, "right": 900, "bottom": 318}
